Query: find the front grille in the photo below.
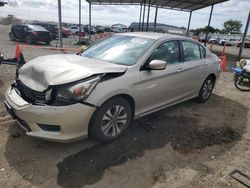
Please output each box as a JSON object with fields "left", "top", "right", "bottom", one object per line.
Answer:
{"left": 38, "top": 124, "right": 61, "bottom": 132}
{"left": 16, "top": 81, "right": 47, "bottom": 104}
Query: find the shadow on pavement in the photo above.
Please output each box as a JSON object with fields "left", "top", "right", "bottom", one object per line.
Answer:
{"left": 56, "top": 95, "right": 248, "bottom": 187}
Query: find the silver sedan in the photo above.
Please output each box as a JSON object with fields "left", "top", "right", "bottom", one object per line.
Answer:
{"left": 4, "top": 32, "right": 221, "bottom": 143}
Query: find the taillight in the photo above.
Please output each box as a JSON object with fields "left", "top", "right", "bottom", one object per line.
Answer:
{"left": 31, "top": 31, "right": 37, "bottom": 36}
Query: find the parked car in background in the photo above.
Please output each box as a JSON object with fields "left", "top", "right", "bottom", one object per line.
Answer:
{"left": 69, "top": 26, "right": 80, "bottom": 34}
{"left": 219, "top": 38, "right": 228, "bottom": 45}
{"left": 9, "top": 24, "right": 53, "bottom": 44}
{"left": 219, "top": 38, "right": 238, "bottom": 46}
{"left": 237, "top": 39, "right": 250, "bottom": 48}
{"left": 227, "top": 38, "right": 238, "bottom": 46}
{"left": 5, "top": 33, "right": 221, "bottom": 143}
{"left": 61, "top": 27, "right": 71, "bottom": 38}
{"left": 208, "top": 37, "right": 218, "bottom": 44}
{"left": 199, "top": 36, "right": 208, "bottom": 43}
{"left": 83, "top": 26, "right": 96, "bottom": 35}
{"left": 32, "top": 22, "right": 58, "bottom": 39}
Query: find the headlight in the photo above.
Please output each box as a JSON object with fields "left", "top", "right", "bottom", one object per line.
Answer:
{"left": 55, "top": 76, "right": 100, "bottom": 102}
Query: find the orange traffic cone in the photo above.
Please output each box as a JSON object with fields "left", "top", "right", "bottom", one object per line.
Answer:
{"left": 15, "top": 43, "right": 21, "bottom": 59}
{"left": 220, "top": 55, "right": 227, "bottom": 72}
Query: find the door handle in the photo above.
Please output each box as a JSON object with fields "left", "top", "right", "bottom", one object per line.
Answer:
{"left": 176, "top": 68, "right": 184, "bottom": 73}
{"left": 203, "top": 62, "right": 208, "bottom": 66}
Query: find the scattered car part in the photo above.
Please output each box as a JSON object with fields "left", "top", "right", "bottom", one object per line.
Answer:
{"left": 229, "top": 169, "right": 250, "bottom": 187}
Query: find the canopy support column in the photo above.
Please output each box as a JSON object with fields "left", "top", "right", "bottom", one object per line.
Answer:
{"left": 142, "top": 1, "right": 146, "bottom": 32}
{"left": 238, "top": 10, "right": 250, "bottom": 60}
{"left": 89, "top": 3, "right": 92, "bottom": 41}
{"left": 79, "top": 0, "right": 81, "bottom": 42}
{"left": 186, "top": 11, "right": 192, "bottom": 37}
{"left": 153, "top": 5, "right": 158, "bottom": 32}
{"left": 146, "top": 0, "right": 151, "bottom": 32}
{"left": 57, "top": 0, "right": 63, "bottom": 47}
{"left": 205, "top": 4, "right": 214, "bottom": 46}
{"left": 138, "top": 4, "right": 143, "bottom": 31}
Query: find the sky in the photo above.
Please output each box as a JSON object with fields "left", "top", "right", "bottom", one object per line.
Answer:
{"left": 0, "top": 0, "right": 250, "bottom": 32}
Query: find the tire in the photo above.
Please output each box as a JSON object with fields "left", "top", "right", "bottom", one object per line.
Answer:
{"left": 9, "top": 32, "right": 16, "bottom": 41}
{"left": 45, "top": 41, "right": 51, "bottom": 45}
{"left": 234, "top": 75, "right": 250, "bottom": 91}
{"left": 89, "top": 97, "right": 133, "bottom": 143}
{"left": 196, "top": 76, "right": 215, "bottom": 103}
{"left": 25, "top": 35, "right": 33, "bottom": 44}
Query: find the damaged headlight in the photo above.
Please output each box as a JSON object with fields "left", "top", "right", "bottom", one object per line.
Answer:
{"left": 55, "top": 76, "right": 100, "bottom": 102}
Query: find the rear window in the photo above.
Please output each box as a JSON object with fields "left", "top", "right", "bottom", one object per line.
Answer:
{"left": 199, "top": 45, "right": 206, "bottom": 58}
{"left": 28, "top": 25, "right": 48, "bottom": 31}
{"left": 181, "top": 41, "right": 201, "bottom": 61}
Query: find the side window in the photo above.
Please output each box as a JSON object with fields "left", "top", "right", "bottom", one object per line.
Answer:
{"left": 182, "top": 41, "right": 201, "bottom": 61}
{"left": 199, "top": 45, "right": 206, "bottom": 58}
{"left": 149, "top": 41, "right": 180, "bottom": 64}
{"left": 23, "top": 26, "right": 28, "bottom": 32}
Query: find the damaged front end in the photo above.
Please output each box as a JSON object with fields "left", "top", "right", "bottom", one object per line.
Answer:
{"left": 13, "top": 74, "right": 103, "bottom": 106}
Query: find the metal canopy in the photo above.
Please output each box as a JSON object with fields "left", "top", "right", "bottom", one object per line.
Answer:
{"left": 85, "top": 0, "right": 229, "bottom": 12}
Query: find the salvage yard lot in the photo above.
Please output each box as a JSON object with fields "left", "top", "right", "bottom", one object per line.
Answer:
{"left": 0, "top": 24, "right": 250, "bottom": 188}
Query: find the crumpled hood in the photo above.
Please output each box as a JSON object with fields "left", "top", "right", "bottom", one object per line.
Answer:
{"left": 18, "top": 54, "right": 127, "bottom": 91}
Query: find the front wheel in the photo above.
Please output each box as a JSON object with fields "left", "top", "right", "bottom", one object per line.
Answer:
{"left": 9, "top": 32, "right": 16, "bottom": 41}
{"left": 89, "top": 97, "right": 133, "bottom": 143}
{"left": 25, "top": 35, "right": 33, "bottom": 44}
{"left": 196, "top": 76, "right": 215, "bottom": 103}
{"left": 45, "top": 41, "right": 51, "bottom": 45}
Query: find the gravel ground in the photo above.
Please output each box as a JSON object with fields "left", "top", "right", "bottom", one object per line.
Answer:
{"left": 0, "top": 24, "right": 250, "bottom": 188}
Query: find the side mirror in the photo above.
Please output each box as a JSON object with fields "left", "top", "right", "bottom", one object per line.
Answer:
{"left": 148, "top": 60, "right": 167, "bottom": 70}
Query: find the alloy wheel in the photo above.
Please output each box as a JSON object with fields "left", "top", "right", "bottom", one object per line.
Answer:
{"left": 101, "top": 105, "right": 128, "bottom": 137}
{"left": 202, "top": 79, "right": 213, "bottom": 99}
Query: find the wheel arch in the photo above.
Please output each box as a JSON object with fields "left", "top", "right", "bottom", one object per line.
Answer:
{"left": 88, "top": 93, "right": 136, "bottom": 134}
{"left": 208, "top": 73, "right": 216, "bottom": 82}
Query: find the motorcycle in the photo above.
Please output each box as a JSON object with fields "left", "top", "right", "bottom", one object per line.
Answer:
{"left": 232, "top": 64, "right": 250, "bottom": 91}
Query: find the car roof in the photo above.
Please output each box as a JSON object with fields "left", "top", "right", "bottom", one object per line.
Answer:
{"left": 23, "top": 24, "right": 49, "bottom": 31}
{"left": 116, "top": 32, "right": 194, "bottom": 41}
{"left": 117, "top": 32, "right": 187, "bottom": 40}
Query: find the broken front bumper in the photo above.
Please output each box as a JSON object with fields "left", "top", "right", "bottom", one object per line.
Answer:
{"left": 4, "top": 87, "right": 96, "bottom": 142}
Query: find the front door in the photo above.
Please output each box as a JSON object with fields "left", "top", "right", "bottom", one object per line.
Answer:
{"left": 138, "top": 40, "right": 185, "bottom": 115}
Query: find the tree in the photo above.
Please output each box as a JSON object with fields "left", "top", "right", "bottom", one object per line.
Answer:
{"left": 191, "top": 26, "right": 221, "bottom": 35}
{"left": 223, "top": 19, "right": 242, "bottom": 34}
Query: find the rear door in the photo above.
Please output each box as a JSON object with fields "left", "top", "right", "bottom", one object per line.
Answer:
{"left": 12, "top": 25, "right": 23, "bottom": 39}
{"left": 138, "top": 40, "right": 184, "bottom": 114}
{"left": 179, "top": 40, "right": 206, "bottom": 98}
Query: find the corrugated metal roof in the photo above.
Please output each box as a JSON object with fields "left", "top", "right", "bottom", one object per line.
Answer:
{"left": 86, "top": 0, "right": 229, "bottom": 12}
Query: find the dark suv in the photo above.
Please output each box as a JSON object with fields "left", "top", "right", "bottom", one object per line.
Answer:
{"left": 9, "top": 24, "right": 53, "bottom": 45}
{"left": 32, "top": 22, "right": 58, "bottom": 39}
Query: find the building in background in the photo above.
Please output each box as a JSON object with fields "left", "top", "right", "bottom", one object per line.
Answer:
{"left": 111, "top": 24, "right": 127, "bottom": 33}
{"left": 129, "top": 22, "right": 189, "bottom": 36}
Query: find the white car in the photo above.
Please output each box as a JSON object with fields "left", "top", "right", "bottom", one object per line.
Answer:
{"left": 69, "top": 26, "right": 80, "bottom": 34}
{"left": 4, "top": 33, "right": 221, "bottom": 143}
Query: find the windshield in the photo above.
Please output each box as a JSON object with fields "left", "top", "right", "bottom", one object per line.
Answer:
{"left": 81, "top": 35, "right": 155, "bottom": 66}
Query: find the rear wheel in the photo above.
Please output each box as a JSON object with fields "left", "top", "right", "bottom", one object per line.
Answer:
{"left": 89, "top": 97, "right": 132, "bottom": 143}
{"left": 25, "top": 35, "right": 33, "bottom": 44}
{"left": 45, "top": 41, "right": 51, "bottom": 45}
{"left": 9, "top": 32, "right": 16, "bottom": 41}
{"left": 196, "top": 76, "right": 215, "bottom": 103}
